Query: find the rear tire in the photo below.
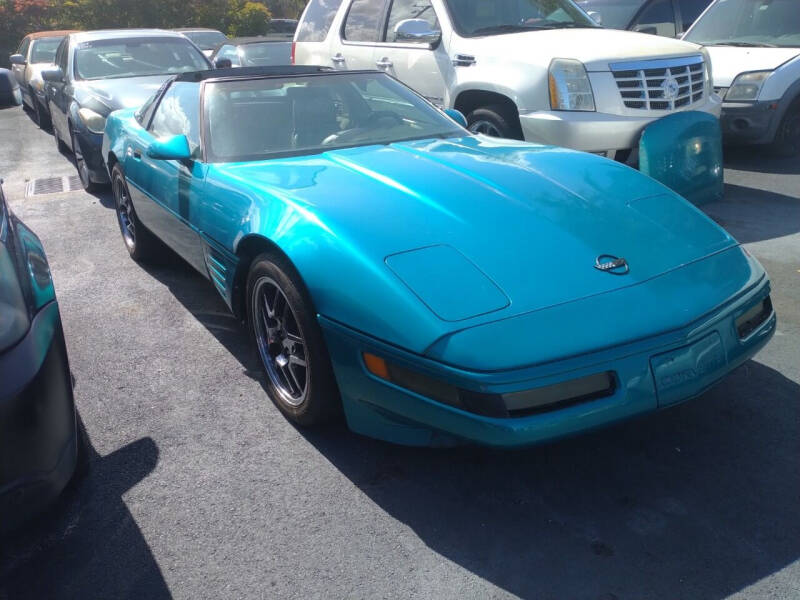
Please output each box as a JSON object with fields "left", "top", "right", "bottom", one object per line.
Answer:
{"left": 466, "top": 104, "right": 523, "bottom": 140}
{"left": 111, "top": 164, "right": 159, "bottom": 262}
{"left": 246, "top": 251, "right": 339, "bottom": 426}
{"left": 770, "top": 101, "right": 800, "bottom": 157}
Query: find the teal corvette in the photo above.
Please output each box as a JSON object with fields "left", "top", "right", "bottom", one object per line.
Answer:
{"left": 102, "top": 66, "right": 776, "bottom": 447}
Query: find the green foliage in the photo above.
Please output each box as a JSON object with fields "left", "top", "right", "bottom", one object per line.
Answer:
{"left": 228, "top": 1, "right": 272, "bottom": 36}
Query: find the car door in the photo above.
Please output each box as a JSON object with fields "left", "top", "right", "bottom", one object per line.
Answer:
{"left": 332, "top": 0, "right": 390, "bottom": 70}
{"left": 11, "top": 37, "right": 31, "bottom": 89}
{"left": 126, "top": 81, "right": 208, "bottom": 273}
{"left": 47, "top": 39, "right": 71, "bottom": 142}
{"left": 374, "top": 0, "right": 448, "bottom": 107}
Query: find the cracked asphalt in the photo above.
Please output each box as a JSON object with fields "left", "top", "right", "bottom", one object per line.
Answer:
{"left": 0, "top": 102, "right": 798, "bottom": 600}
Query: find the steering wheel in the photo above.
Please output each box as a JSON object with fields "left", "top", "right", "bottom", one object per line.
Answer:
{"left": 364, "top": 111, "right": 404, "bottom": 127}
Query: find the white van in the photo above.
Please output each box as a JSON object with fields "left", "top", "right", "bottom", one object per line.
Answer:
{"left": 292, "top": 0, "right": 721, "bottom": 162}
{"left": 684, "top": 0, "right": 799, "bottom": 156}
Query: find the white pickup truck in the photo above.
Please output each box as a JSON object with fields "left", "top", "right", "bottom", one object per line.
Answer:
{"left": 292, "top": 0, "right": 721, "bottom": 163}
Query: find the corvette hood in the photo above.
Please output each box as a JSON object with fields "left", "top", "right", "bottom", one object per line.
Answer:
{"left": 705, "top": 46, "right": 800, "bottom": 87}
{"left": 75, "top": 75, "right": 170, "bottom": 116}
{"left": 458, "top": 28, "right": 703, "bottom": 71}
{"left": 224, "top": 136, "right": 735, "bottom": 326}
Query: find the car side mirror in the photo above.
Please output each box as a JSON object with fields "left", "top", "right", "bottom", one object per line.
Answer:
{"left": 41, "top": 67, "right": 64, "bottom": 82}
{"left": 9, "top": 54, "right": 26, "bottom": 66}
{"left": 444, "top": 108, "right": 467, "bottom": 128}
{"left": 587, "top": 11, "right": 603, "bottom": 25}
{"left": 394, "top": 19, "right": 442, "bottom": 46}
{"left": 147, "top": 135, "right": 192, "bottom": 161}
{"left": 635, "top": 25, "right": 658, "bottom": 35}
{"left": 215, "top": 58, "right": 232, "bottom": 69}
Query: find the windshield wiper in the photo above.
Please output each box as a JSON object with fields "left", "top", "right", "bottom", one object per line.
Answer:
{"left": 710, "top": 41, "right": 778, "bottom": 48}
{"left": 470, "top": 24, "right": 547, "bottom": 35}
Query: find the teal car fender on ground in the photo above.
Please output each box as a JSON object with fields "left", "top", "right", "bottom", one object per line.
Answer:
{"left": 101, "top": 69, "right": 775, "bottom": 447}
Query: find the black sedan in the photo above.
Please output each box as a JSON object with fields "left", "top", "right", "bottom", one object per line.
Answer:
{"left": 0, "top": 181, "right": 83, "bottom": 533}
{"left": 43, "top": 29, "right": 211, "bottom": 191}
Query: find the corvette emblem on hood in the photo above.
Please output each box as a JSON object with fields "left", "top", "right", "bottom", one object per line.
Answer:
{"left": 595, "top": 255, "right": 629, "bottom": 275}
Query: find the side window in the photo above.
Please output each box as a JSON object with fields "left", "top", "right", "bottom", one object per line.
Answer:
{"left": 677, "top": 0, "right": 708, "bottom": 31}
{"left": 296, "top": 0, "right": 345, "bottom": 43}
{"left": 149, "top": 82, "right": 201, "bottom": 154}
{"left": 632, "top": 0, "right": 676, "bottom": 37}
{"left": 17, "top": 37, "right": 31, "bottom": 58}
{"left": 343, "top": 0, "right": 386, "bottom": 42}
{"left": 217, "top": 45, "right": 241, "bottom": 67}
{"left": 136, "top": 80, "right": 171, "bottom": 127}
{"left": 385, "top": 0, "right": 439, "bottom": 42}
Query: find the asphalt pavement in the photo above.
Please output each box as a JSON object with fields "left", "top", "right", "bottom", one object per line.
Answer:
{"left": 0, "top": 103, "right": 798, "bottom": 600}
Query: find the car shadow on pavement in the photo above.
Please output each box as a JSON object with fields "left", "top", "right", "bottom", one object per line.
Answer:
{"left": 0, "top": 426, "right": 169, "bottom": 599}
{"left": 724, "top": 146, "right": 800, "bottom": 175}
{"left": 298, "top": 360, "right": 800, "bottom": 599}
{"left": 703, "top": 183, "right": 800, "bottom": 244}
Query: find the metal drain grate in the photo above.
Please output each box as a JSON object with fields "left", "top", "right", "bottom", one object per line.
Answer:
{"left": 26, "top": 175, "right": 84, "bottom": 197}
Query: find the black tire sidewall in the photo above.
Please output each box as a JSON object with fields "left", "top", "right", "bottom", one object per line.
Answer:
{"left": 773, "top": 104, "right": 800, "bottom": 157}
{"left": 467, "top": 105, "right": 522, "bottom": 140}
{"left": 246, "top": 252, "right": 339, "bottom": 426}
{"left": 112, "top": 164, "right": 152, "bottom": 261}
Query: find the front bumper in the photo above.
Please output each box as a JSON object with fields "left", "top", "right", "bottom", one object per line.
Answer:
{"left": 0, "top": 301, "right": 77, "bottom": 532}
{"left": 518, "top": 94, "right": 722, "bottom": 155}
{"left": 320, "top": 275, "right": 775, "bottom": 448}
{"left": 720, "top": 100, "right": 779, "bottom": 145}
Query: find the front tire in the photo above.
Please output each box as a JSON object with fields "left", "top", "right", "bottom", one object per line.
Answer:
{"left": 71, "top": 130, "right": 98, "bottom": 192}
{"left": 246, "top": 252, "right": 339, "bottom": 426}
{"left": 466, "top": 104, "right": 523, "bottom": 140}
{"left": 771, "top": 101, "right": 800, "bottom": 158}
{"left": 111, "top": 164, "right": 159, "bottom": 262}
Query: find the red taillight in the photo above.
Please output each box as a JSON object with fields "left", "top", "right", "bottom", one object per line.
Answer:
{"left": 291, "top": 41, "right": 296, "bottom": 64}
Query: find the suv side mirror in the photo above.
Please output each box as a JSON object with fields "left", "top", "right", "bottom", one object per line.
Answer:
{"left": 147, "top": 135, "right": 192, "bottom": 161}
{"left": 9, "top": 54, "right": 26, "bottom": 66}
{"left": 394, "top": 19, "right": 442, "bottom": 46}
{"left": 41, "top": 67, "right": 64, "bottom": 82}
{"left": 215, "top": 58, "right": 232, "bottom": 69}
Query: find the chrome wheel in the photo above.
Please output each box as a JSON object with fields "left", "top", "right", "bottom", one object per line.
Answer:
{"left": 253, "top": 276, "right": 309, "bottom": 407}
{"left": 468, "top": 119, "right": 502, "bottom": 137}
{"left": 113, "top": 173, "right": 135, "bottom": 249}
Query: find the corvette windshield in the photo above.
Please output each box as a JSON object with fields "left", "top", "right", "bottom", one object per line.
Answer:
{"left": 444, "top": 0, "right": 597, "bottom": 36}
{"left": 74, "top": 37, "right": 210, "bottom": 80}
{"left": 685, "top": 0, "right": 800, "bottom": 48}
{"left": 204, "top": 72, "right": 465, "bottom": 162}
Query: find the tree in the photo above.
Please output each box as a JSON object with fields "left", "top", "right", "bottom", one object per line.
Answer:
{"left": 228, "top": 0, "right": 271, "bottom": 36}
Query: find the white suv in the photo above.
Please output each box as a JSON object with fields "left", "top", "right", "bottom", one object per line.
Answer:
{"left": 292, "top": 0, "right": 722, "bottom": 161}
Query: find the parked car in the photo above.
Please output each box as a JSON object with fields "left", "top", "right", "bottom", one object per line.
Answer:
{"left": 0, "top": 69, "right": 22, "bottom": 107}
{"left": 43, "top": 29, "right": 211, "bottom": 192}
{"left": 265, "top": 18, "right": 299, "bottom": 35}
{"left": 683, "top": 0, "right": 800, "bottom": 156}
{"left": 576, "top": 0, "right": 710, "bottom": 38}
{"left": 0, "top": 180, "right": 84, "bottom": 533}
{"left": 102, "top": 66, "right": 775, "bottom": 447}
{"left": 8, "top": 31, "right": 77, "bottom": 129}
{"left": 173, "top": 28, "right": 228, "bottom": 57}
{"left": 210, "top": 37, "right": 293, "bottom": 68}
{"left": 292, "top": 0, "right": 722, "bottom": 196}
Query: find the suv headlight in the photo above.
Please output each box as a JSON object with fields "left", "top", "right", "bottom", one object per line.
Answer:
{"left": 725, "top": 71, "right": 772, "bottom": 102}
{"left": 78, "top": 107, "right": 107, "bottom": 134}
{"left": 549, "top": 58, "right": 595, "bottom": 111}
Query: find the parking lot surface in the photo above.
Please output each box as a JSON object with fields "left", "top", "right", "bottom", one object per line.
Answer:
{"left": 0, "top": 103, "right": 798, "bottom": 600}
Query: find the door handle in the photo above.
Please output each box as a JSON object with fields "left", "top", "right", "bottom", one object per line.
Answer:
{"left": 375, "top": 58, "right": 393, "bottom": 68}
{"left": 331, "top": 53, "right": 345, "bottom": 63}
{"left": 132, "top": 148, "right": 142, "bottom": 160}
